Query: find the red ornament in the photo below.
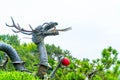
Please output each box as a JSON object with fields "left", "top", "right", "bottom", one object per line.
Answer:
{"left": 61, "top": 57, "right": 70, "bottom": 66}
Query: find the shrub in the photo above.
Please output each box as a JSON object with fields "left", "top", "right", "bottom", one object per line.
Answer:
{"left": 0, "top": 71, "right": 39, "bottom": 80}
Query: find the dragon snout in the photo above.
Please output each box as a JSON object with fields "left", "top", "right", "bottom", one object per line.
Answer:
{"left": 43, "top": 22, "right": 58, "bottom": 31}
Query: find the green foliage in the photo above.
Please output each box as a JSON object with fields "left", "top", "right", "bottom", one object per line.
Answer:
{"left": 46, "top": 44, "right": 63, "bottom": 56}
{"left": 0, "top": 34, "right": 120, "bottom": 80}
{"left": 0, "top": 34, "right": 20, "bottom": 46}
{"left": 0, "top": 71, "right": 39, "bottom": 80}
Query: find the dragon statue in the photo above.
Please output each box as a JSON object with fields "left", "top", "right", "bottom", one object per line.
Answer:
{"left": 5, "top": 17, "right": 71, "bottom": 79}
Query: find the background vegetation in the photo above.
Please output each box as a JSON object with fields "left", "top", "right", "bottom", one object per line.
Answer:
{"left": 0, "top": 34, "right": 120, "bottom": 80}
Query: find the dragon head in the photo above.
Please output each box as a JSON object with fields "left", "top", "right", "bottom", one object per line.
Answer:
{"left": 34, "top": 22, "right": 59, "bottom": 37}
{"left": 5, "top": 17, "right": 71, "bottom": 44}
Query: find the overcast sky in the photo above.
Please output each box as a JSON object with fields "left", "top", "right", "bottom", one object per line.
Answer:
{"left": 0, "top": 0, "right": 120, "bottom": 60}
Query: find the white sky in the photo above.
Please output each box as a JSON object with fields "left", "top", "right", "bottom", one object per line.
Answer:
{"left": 0, "top": 0, "right": 120, "bottom": 60}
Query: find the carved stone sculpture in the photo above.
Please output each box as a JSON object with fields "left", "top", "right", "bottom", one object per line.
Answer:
{"left": 0, "top": 42, "right": 26, "bottom": 71}
{"left": 6, "top": 17, "right": 71, "bottom": 78}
